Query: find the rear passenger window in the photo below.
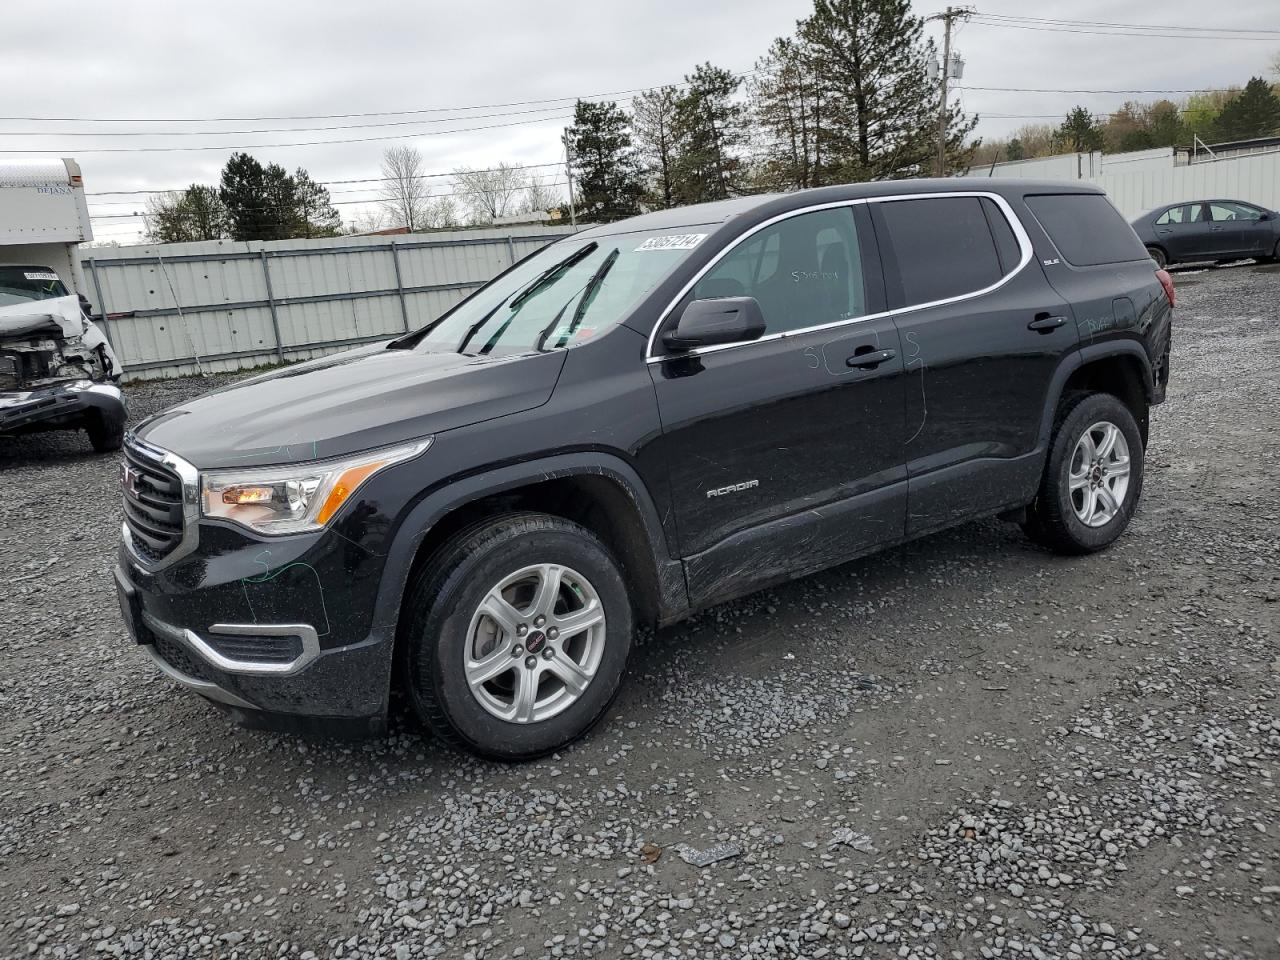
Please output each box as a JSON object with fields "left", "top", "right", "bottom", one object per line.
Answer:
{"left": 875, "top": 197, "right": 1003, "bottom": 308}
{"left": 692, "top": 207, "right": 866, "bottom": 335}
{"left": 1025, "top": 193, "right": 1149, "bottom": 266}
{"left": 1156, "top": 205, "right": 1197, "bottom": 225}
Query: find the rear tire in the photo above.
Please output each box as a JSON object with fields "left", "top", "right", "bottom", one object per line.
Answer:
{"left": 85, "top": 411, "right": 124, "bottom": 453}
{"left": 1022, "top": 392, "right": 1145, "bottom": 555}
{"left": 1146, "top": 245, "right": 1167, "bottom": 269}
{"left": 402, "top": 512, "right": 632, "bottom": 760}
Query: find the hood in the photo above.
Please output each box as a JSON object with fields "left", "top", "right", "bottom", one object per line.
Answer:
{"left": 0, "top": 294, "right": 88, "bottom": 339}
{"left": 136, "top": 345, "right": 567, "bottom": 469}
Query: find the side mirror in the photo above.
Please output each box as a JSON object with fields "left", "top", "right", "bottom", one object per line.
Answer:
{"left": 662, "top": 297, "right": 766, "bottom": 352}
{"left": 1258, "top": 211, "right": 1273, "bottom": 221}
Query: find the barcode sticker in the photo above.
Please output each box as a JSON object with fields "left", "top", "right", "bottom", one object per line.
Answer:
{"left": 23, "top": 271, "right": 58, "bottom": 281}
{"left": 635, "top": 234, "right": 706, "bottom": 252}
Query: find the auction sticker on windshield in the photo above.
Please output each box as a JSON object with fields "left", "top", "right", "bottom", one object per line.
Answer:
{"left": 23, "top": 272, "right": 59, "bottom": 281}
{"left": 635, "top": 234, "right": 706, "bottom": 252}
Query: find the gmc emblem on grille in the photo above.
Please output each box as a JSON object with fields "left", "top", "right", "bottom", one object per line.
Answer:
{"left": 121, "top": 462, "right": 141, "bottom": 498}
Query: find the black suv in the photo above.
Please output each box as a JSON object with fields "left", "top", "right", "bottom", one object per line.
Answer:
{"left": 115, "top": 180, "right": 1173, "bottom": 759}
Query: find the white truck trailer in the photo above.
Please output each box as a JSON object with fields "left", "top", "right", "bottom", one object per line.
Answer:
{"left": 1, "top": 158, "right": 126, "bottom": 451}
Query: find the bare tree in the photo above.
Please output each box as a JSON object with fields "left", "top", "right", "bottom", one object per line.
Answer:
{"left": 348, "top": 208, "right": 388, "bottom": 234}
{"left": 522, "top": 177, "right": 562, "bottom": 216}
{"left": 452, "top": 163, "right": 529, "bottom": 223}
{"left": 428, "top": 194, "right": 460, "bottom": 228}
{"left": 378, "top": 145, "right": 432, "bottom": 232}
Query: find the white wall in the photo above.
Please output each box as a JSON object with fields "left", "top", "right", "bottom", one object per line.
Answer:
{"left": 975, "top": 145, "right": 1280, "bottom": 219}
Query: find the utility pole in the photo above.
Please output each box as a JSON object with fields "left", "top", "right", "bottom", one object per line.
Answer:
{"left": 929, "top": 6, "right": 971, "bottom": 177}
{"left": 562, "top": 130, "right": 578, "bottom": 228}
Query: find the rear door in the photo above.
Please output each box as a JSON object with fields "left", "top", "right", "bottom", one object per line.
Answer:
{"left": 1153, "top": 203, "right": 1212, "bottom": 262}
{"left": 647, "top": 203, "right": 907, "bottom": 607}
{"left": 871, "top": 193, "right": 1077, "bottom": 535}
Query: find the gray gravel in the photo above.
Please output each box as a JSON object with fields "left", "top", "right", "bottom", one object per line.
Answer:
{"left": 2, "top": 262, "right": 1278, "bottom": 960}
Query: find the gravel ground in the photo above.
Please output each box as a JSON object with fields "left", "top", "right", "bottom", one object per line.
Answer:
{"left": 1, "top": 263, "right": 1277, "bottom": 960}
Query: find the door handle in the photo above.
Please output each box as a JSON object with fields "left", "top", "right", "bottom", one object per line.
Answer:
{"left": 846, "top": 348, "right": 896, "bottom": 369}
{"left": 1028, "top": 313, "right": 1067, "bottom": 332}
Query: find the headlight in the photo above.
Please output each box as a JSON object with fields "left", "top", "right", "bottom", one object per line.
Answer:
{"left": 200, "top": 438, "right": 431, "bottom": 534}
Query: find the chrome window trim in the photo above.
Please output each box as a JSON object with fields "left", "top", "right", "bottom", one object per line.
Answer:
{"left": 644, "top": 191, "right": 1034, "bottom": 363}
{"left": 121, "top": 434, "right": 201, "bottom": 571}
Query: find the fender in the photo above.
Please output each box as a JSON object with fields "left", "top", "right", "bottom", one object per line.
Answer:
{"left": 1036, "top": 341, "right": 1154, "bottom": 449}
{"left": 365, "top": 452, "right": 689, "bottom": 647}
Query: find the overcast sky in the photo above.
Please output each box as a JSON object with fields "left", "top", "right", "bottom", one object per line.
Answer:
{"left": 2, "top": 0, "right": 1275, "bottom": 243}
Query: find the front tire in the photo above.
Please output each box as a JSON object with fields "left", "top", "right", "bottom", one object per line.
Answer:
{"left": 1022, "top": 392, "right": 1145, "bottom": 555}
{"left": 1146, "top": 245, "right": 1167, "bottom": 269}
{"left": 85, "top": 410, "right": 124, "bottom": 453}
{"left": 402, "top": 512, "right": 632, "bottom": 760}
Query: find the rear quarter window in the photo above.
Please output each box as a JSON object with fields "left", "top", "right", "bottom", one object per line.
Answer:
{"left": 1025, "top": 193, "right": 1149, "bottom": 266}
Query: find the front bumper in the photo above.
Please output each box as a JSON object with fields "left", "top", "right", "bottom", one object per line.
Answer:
{"left": 115, "top": 516, "right": 398, "bottom": 732}
{"left": 0, "top": 381, "right": 125, "bottom": 436}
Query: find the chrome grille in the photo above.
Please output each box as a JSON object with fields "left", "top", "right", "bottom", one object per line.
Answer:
{"left": 121, "top": 439, "right": 189, "bottom": 564}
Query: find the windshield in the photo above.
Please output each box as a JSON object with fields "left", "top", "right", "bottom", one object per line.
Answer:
{"left": 414, "top": 230, "right": 711, "bottom": 355}
{"left": 0, "top": 266, "right": 69, "bottom": 307}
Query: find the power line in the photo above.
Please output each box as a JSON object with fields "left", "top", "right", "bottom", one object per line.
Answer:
{"left": 88, "top": 178, "right": 569, "bottom": 219}
{"left": 85, "top": 161, "right": 565, "bottom": 197}
{"left": 0, "top": 71, "right": 756, "bottom": 125}
{"left": 0, "top": 114, "right": 575, "bottom": 154}
{"left": 969, "top": 16, "right": 1280, "bottom": 42}
{"left": 969, "top": 13, "right": 1280, "bottom": 36}
{"left": 0, "top": 105, "right": 575, "bottom": 139}
{"left": 958, "top": 84, "right": 1243, "bottom": 95}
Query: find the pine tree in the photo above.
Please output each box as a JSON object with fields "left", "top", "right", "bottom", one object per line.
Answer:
{"left": 293, "top": 169, "right": 342, "bottom": 238}
{"left": 144, "top": 185, "right": 229, "bottom": 243}
{"left": 631, "top": 86, "right": 681, "bottom": 209}
{"left": 565, "top": 100, "right": 643, "bottom": 222}
{"left": 1055, "top": 107, "right": 1104, "bottom": 152}
{"left": 672, "top": 63, "right": 748, "bottom": 203}
{"left": 798, "top": 0, "right": 976, "bottom": 181}
{"left": 219, "top": 153, "right": 275, "bottom": 241}
{"left": 1006, "top": 138, "right": 1025, "bottom": 162}
{"left": 1212, "top": 77, "right": 1280, "bottom": 142}
{"left": 752, "top": 37, "right": 826, "bottom": 191}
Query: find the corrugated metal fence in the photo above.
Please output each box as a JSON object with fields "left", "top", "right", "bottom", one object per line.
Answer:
{"left": 979, "top": 146, "right": 1280, "bottom": 220}
{"left": 81, "top": 225, "right": 578, "bottom": 380}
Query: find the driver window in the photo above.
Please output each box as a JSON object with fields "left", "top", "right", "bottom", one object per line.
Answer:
{"left": 691, "top": 207, "right": 865, "bottom": 335}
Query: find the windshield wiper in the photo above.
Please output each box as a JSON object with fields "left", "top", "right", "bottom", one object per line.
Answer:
{"left": 533, "top": 248, "right": 619, "bottom": 352}
{"left": 508, "top": 242, "right": 598, "bottom": 311}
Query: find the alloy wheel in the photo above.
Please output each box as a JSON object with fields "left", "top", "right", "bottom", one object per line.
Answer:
{"left": 463, "top": 563, "right": 606, "bottom": 723}
{"left": 1068, "top": 420, "right": 1132, "bottom": 528}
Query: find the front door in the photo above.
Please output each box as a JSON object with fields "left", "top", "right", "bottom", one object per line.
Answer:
{"left": 1205, "top": 201, "right": 1247, "bottom": 257}
{"left": 1208, "top": 201, "right": 1272, "bottom": 258}
{"left": 647, "top": 204, "right": 907, "bottom": 608}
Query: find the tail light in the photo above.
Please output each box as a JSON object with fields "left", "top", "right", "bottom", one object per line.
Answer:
{"left": 1155, "top": 268, "right": 1175, "bottom": 308}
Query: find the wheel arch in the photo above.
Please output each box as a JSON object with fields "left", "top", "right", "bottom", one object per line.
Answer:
{"left": 1040, "top": 344, "right": 1153, "bottom": 447}
{"left": 369, "top": 454, "right": 687, "bottom": 691}
{"left": 1144, "top": 242, "right": 1168, "bottom": 267}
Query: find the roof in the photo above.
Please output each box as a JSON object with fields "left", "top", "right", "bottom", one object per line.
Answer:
{"left": 578, "top": 178, "right": 1104, "bottom": 238}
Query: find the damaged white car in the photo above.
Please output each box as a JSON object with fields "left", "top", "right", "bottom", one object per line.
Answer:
{"left": 0, "top": 264, "right": 126, "bottom": 452}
